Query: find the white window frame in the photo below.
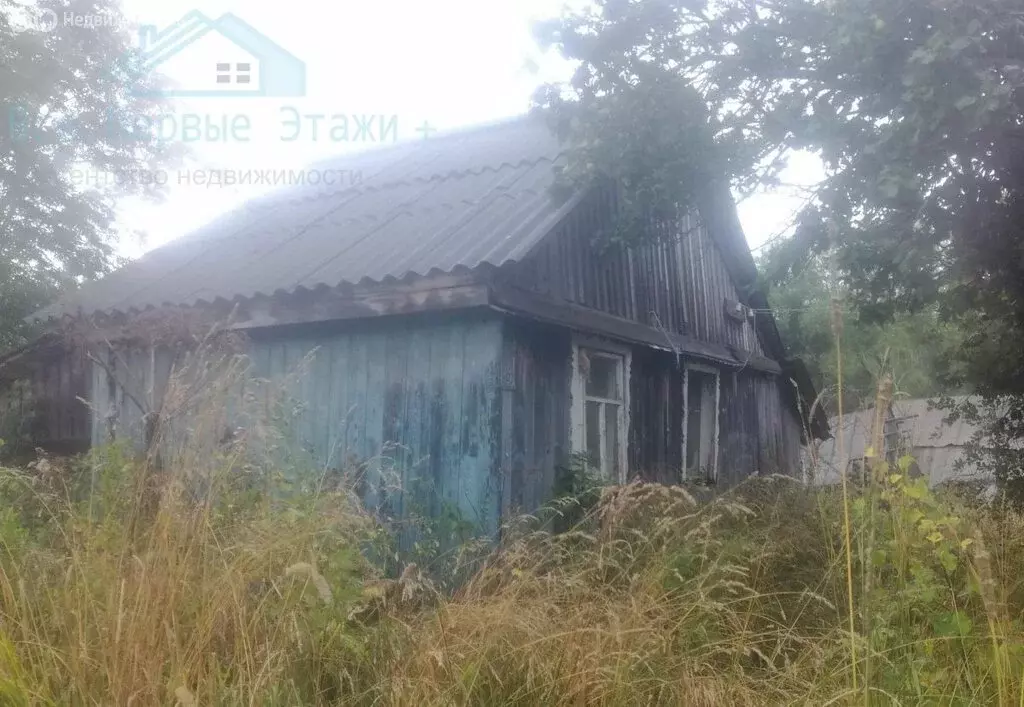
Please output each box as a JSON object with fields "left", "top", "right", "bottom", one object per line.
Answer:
{"left": 570, "top": 336, "right": 631, "bottom": 483}
{"left": 682, "top": 362, "right": 721, "bottom": 482}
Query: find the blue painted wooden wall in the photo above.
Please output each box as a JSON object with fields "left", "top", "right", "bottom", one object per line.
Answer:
{"left": 248, "top": 314, "right": 504, "bottom": 533}
{"left": 92, "top": 313, "right": 505, "bottom": 535}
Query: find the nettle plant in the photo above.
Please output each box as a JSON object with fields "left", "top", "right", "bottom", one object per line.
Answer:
{"left": 856, "top": 454, "right": 1022, "bottom": 698}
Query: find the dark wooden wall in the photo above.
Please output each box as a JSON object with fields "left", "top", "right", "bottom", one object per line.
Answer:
{"left": 510, "top": 192, "right": 764, "bottom": 357}
{"left": 511, "top": 190, "right": 688, "bottom": 334}
{"left": 24, "top": 309, "right": 803, "bottom": 527}
{"left": 721, "top": 369, "right": 803, "bottom": 481}
{"left": 631, "top": 349, "right": 803, "bottom": 487}
{"left": 630, "top": 348, "right": 684, "bottom": 484}
{"left": 0, "top": 348, "right": 91, "bottom": 455}
{"left": 678, "top": 214, "right": 765, "bottom": 355}
{"left": 502, "top": 318, "right": 572, "bottom": 516}
{"left": 502, "top": 315, "right": 802, "bottom": 507}
{"left": 500, "top": 186, "right": 801, "bottom": 493}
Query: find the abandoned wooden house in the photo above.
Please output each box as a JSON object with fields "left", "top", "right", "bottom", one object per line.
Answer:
{"left": 0, "top": 115, "right": 827, "bottom": 533}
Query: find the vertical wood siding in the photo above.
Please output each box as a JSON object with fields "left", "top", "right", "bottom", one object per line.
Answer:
{"left": 251, "top": 316, "right": 504, "bottom": 532}
{"left": 511, "top": 194, "right": 764, "bottom": 356}
{"left": 89, "top": 347, "right": 176, "bottom": 448}
{"left": 503, "top": 319, "right": 572, "bottom": 515}
{"left": 512, "top": 190, "right": 688, "bottom": 334}
{"left": 750, "top": 373, "right": 802, "bottom": 476}
{"left": 629, "top": 352, "right": 802, "bottom": 486}
{"left": 719, "top": 370, "right": 802, "bottom": 482}
{"left": 629, "top": 348, "right": 684, "bottom": 483}
{"left": 92, "top": 315, "right": 506, "bottom": 535}
{"left": 719, "top": 369, "right": 761, "bottom": 483}
{"left": 78, "top": 314, "right": 802, "bottom": 524}
{"left": 500, "top": 189, "right": 800, "bottom": 490}
{"left": 496, "top": 330, "right": 801, "bottom": 504}
{"left": 1, "top": 349, "right": 91, "bottom": 452}
{"left": 678, "top": 213, "right": 765, "bottom": 356}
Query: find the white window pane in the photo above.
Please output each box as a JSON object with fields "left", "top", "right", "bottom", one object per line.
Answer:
{"left": 686, "top": 374, "right": 703, "bottom": 471}
{"left": 585, "top": 400, "right": 602, "bottom": 469}
{"left": 686, "top": 370, "right": 717, "bottom": 478}
{"left": 605, "top": 403, "right": 620, "bottom": 478}
{"left": 585, "top": 353, "right": 621, "bottom": 400}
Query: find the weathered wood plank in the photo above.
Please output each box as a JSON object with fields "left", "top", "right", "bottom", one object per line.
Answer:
{"left": 404, "top": 326, "right": 432, "bottom": 514}
{"left": 426, "top": 326, "right": 450, "bottom": 519}
{"left": 438, "top": 323, "right": 465, "bottom": 516}
{"left": 363, "top": 330, "right": 387, "bottom": 509}
{"left": 312, "top": 336, "right": 336, "bottom": 469}
{"left": 382, "top": 328, "right": 408, "bottom": 518}
{"left": 488, "top": 283, "right": 782, "bottom": 375}
{"left": 459, "top": 319, "right": 502, "bottom": 530}
{"left": 505, "top": 319, "right": 571, "bottom": 516}
{"left": 234, "top": 277, "right": 491, "bottom": 330}
{"left": 343, "top": 334, "right": 368, "bottom": 484}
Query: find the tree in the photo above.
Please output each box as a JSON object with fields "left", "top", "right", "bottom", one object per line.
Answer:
{"left": 758, "top": 248, "right": 962, "bottom": 413}
{"left": 0, "top": 0, "right": 174, "bottom": 352}
{"left": 536, "top": 0, "right": 1024, "bottom": 488}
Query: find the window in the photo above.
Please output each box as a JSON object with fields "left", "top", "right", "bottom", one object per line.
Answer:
{"left": 572, "top": 341, "right": 630, "bottom": 482}
{"left": 216, "top": 62, "right": 252, "bottom": 84}
{"left": 683, "top": 364, "right": 720, "bottom": 482}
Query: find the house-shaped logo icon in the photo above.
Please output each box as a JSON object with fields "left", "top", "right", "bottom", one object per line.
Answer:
{"left": 138, "top": 11, "right": 305, "bottom": 97}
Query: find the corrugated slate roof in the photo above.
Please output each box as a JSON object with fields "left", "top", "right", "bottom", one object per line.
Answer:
{"left": 39, "top": 115, "right": 566, "bottom": 318}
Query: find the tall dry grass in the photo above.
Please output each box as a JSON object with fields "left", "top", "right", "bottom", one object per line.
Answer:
{"left": 0, "top": 345, "right": 387, "bottom": 705}
{"left": 1, "top": 453, "right": 1022, "bottom": 704}
{"left": 0, "top": 339, "right": 1020, "bottom": 705}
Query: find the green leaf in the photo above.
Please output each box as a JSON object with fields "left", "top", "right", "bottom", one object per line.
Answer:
{"left": 938, "top": 548, "right": 959, "bottom": 573}
{"left": 932, "top": 611, "right": 972, "bottom": 638}
{"left": 904, "top": 481, "right": 929, "bottom": 500}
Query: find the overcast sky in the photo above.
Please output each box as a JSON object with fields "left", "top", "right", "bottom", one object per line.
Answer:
{"left": 106, "top": 0, "right": 819, "bottom": 259}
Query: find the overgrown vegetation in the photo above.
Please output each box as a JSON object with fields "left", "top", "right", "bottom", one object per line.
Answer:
{"left": 759, "top": 251, "right": 963, "bottom": 412}
{"left": 0, "top": 446, "right": 1021, "bottom": 704}
{"left": 0, "top": 350, "right": 1021, "bottom": 705}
